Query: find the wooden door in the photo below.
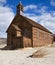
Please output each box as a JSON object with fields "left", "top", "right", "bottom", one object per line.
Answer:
{"left": 13, "top": 37, "right": 23, "bottom": 48}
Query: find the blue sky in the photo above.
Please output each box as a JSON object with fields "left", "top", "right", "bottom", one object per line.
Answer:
{"left": 0, "top": 0, "right": 55, "bottom": 38}
{"left": 6, "top": 0, "right": 55, "bottom": 14}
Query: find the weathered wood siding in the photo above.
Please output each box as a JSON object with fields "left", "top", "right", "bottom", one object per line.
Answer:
{"left": 7, "top": 26, "right": 16, "bottom": 45}
{"left": 7, "top": 15, "right": 53, "bottom": 48}
{"left": 32, "top": 27, "right": 53, "bottom": 47}
{"left": 12, "top": 37, "right": 23, "bottom": 48}
{"left": 7, "top": 33, "right": 12, "bottom": 45}
{"left": 22, "top": 24, "right": 32, "bottom": 48}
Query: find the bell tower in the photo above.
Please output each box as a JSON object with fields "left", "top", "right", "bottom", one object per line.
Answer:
{"left": 17, "top": 1, "right": 23, "bottom": 15}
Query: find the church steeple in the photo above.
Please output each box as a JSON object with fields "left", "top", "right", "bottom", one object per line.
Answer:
{"left": 17, "top": 1, "right": 23, "bottom": 15}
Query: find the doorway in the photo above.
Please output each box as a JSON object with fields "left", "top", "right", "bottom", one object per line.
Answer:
{"left": 12, "top": 37, "right": 23, "bottom": 48}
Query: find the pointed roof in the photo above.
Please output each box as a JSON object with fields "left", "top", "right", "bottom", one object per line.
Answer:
{"left": 17, "top": 1, "right": 23, "bottom": 9}
{"left": 24, "top": 18, "right": 52, "bottom": 33}
{"left": 17, "top": 1, "right": 23, "bottom": 14}
{"left": 12, "top": 24, "right": 21, "bottom": 31}
{"left": 19, "top": 1, "right": 22, "bottom": 6}
{"left": 6, "top": 14, "right": 52, "bottom": 34}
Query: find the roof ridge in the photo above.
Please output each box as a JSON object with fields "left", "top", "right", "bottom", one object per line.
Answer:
{"left": 6, "top": 14, "right": 52, "bottom": 34}
{"left": 20, "top": 15, "right": 52, "bottom": 33}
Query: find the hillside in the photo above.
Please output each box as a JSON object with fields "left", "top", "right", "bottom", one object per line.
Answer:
{"left": 0, "top": 38, "right": 7, "bottom": 49}
{"left": 0, "top": 38, "right": 7, "bottom": 44}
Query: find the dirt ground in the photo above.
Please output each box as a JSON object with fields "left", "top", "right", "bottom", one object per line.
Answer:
{"left": 0, "top": 42, "right": 55, "bottom": 65}
{"left": 0, "top": 38, "right": 55, "bottom": 65}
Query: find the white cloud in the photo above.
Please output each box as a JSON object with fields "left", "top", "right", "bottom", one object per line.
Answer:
{"left": 0, "top": 2, "right": 55, "bottom": 38}
{"left": 0, "top": 0, "right": 15, "bottom": 38}
{"left": 38, "top": 13, "right": 55, "bottom": 33}
{"left": 0, "top": 0, "right": 6, "bottom": 5}
{"left": 0, "top": 0, "right": 6, "bottom": 2}
{"left": 23, "top": 12, "right": 55, "bottom": 34}
{"left": 23, "top": 4, "right": 55, "bottom": 34}
{"left": 38, "top": 6, "right": 47, "bottom": 14}
{"left": 0, "top": 6, "right": 14, "bottom": 38}
{"left": 52, "top": 11, "right": 55, "bottom": 16}
{"left": 24, "top": 4, "right": 37, "bottom": 11}
{"left": 24, "top": 4, "right": 48, "bottom": 15}
{"left": 51, "top": 0, "right": 55, "bottom": 6}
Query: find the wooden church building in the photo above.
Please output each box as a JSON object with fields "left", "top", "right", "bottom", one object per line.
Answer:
{"left": 6, "top": 2, "right": 53, "bottom": 49}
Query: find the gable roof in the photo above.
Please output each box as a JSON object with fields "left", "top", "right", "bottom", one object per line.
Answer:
{"left": 12, "top": 24, "right": 21, "bottom": 31}
{"left": 22, "top": 16, "right": 52, "bottom": 33}
{"left": 21, "top": 15, "right": 52, "bottom": 33}
{"left": 6, "top": 14, "right": 52, "bottom": 34}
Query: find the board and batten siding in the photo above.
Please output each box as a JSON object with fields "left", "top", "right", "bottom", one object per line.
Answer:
{"left": 23, "top": 27, "right": 32, "bottom": 48}
{"left": 32, "top": 27, "right": 53, "bottom": 47}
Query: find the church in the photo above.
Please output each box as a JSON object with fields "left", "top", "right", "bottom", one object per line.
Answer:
{"left": 6, "top": 2, "right": 53, "bottom": 49}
